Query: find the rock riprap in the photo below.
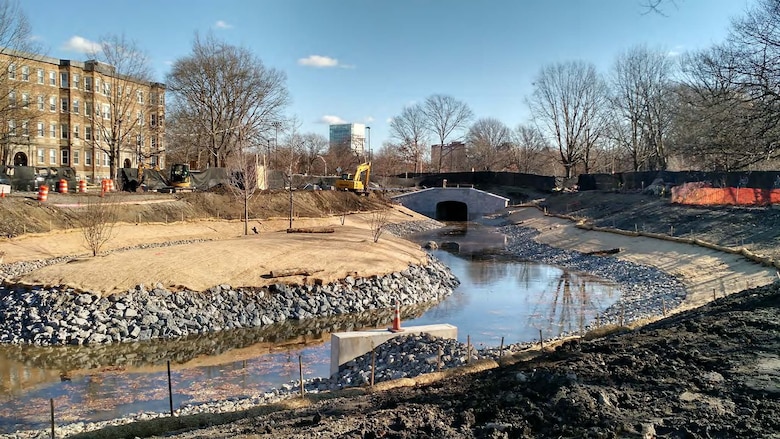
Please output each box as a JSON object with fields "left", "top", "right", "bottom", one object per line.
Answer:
{"left": 0, "top": 257, "right": 459, "bottom": 346}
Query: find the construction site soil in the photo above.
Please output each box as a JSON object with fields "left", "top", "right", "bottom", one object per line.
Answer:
{"left": 3, "top": 190, "right": 780, "bottom": 438}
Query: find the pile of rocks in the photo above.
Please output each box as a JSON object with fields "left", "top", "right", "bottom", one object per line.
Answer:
{"left": 0, "top": 259, "right": 459, "bottom": 346}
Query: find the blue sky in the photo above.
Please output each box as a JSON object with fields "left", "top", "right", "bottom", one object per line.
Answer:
{"left": 24, "top": 0, "right": 752, "bottom": 149}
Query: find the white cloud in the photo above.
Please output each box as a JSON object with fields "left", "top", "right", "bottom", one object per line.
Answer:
{"left": 215, "top": 20, "right": 233, "bottom": 29}
{"left": 61, "top": 35, "right": 101, "bottom": 54}
{"left": 386, "top": 117, "right": 394, "bottom": 124}
{"left": 319, "top": 115, "right": 347, "bottom": 124}
{"left": 364, "top": 116, "right": 375, "bottom": 123}
{"left": 667, "top": 45, "right": 685, "bottom": 57}
{"left": 298, "top": 55, "right": 341, "bottom": 68}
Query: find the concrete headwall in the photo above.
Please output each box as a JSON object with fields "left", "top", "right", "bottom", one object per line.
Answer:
{"left": 392, "top": 187, "right": 509, "bottom": 221}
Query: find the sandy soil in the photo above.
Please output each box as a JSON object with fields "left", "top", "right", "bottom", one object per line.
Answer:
{"left": 1, "top": 207, "right": 432, "bottom": 295}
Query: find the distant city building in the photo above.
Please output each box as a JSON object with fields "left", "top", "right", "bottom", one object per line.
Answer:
{"left": 431, "top": 141, "right": 467, "bottom": 172}
{"left": 329, "top": 123, "right": 365, "bottom": 155}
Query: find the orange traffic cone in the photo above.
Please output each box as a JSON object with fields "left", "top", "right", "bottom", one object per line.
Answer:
{"left": 389, "top": 300, "right": 404, "bottom": 333}
{"left": 0, "top": 189, "right": 5, "bottom": 198}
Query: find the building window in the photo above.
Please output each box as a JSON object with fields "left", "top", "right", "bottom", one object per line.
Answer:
{"left": 102, "top": 104, "right": 110, "bottom": 119}
{"left": 73, "top": 150, "right": 80, "bottom": 165}
{"left": 37, "top": 148, "right": 44, "bottom": 164}
{"left": 49, "top": 149, "right": 56, "bottom": 164}
{"left": 137, "top": 90, "right": 144, "bottom": 104}
{"left": 151, "top": 136, "right": 157, "bottom": 150}
{"left": 73, "top": 124, "right": 79, "bottom": 139}
{"left": 50, "top": 123, "right": 56, "bottom": 138}
{"left": 8, "top": 63, "right": 15, "bottom": 79}
{"left": 61, "top": 149, "right": 69, "bottom": 165}
{"left": 85, "top": 101, "right": 93, "bottom": 117}
{"left": 72, "top": 73, "right": 79, "bottom": 89}
{"left": 61, "top": 98, "right": 68, "bottom": 112}
{"left": 137, "top": 111, "right": 143, "bottom": 126}
{"left": 37, "top": 95, "right": 44, "bottom": 111}
{"left": 21, "top": 66, "right": 29, "bottom": 81}
{"left": 72, "top": 99, "right": 79, "bottom": 114}
{"left": 85, "top": 150, "right": 91, "bottom": 166}
{"left": 49, "top": 96, "right": 56, "bottom": 112}
{"left": 85, "top": 76, "right": 92, "bottom": 91}
{"left": 21, "top": 121, "right": 28, "bottom": 137}
{"left": 61, "top": 124, "right": 68, "bottom": 139}
{"left": 49, "top": 71, "right": 56, "bottom": 86}
{"left": 7, "top": 120, "right": 15, "bottom": 136}
{"left": 60, "top": 72, "right": 68, "bottom": 88}
{"left": 37, "top": 121, "right": 44, "bottom": 137}
{"left": 85, "top": 126, "right": 92, "bottom": 140}
{"left": 37, "top": 68, "right": 44, "bottom": 84}
{"left": 103, "top": 152, "right": 109, "bottom": 166}
{"left": 102, "top": 81, "right": 111, "bottom": 96}
{"left": 8, "top": 91, "right": 15, "bottom": 107}
{"left": 150, "top": 113, "right": 157, "bottom": 127}
{"left": 21, "top": 93, "right": 29, "bottom": 108}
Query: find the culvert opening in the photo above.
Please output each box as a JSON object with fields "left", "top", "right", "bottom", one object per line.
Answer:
{"left": 436, "top": 201, "right": 468, "bottom": 221}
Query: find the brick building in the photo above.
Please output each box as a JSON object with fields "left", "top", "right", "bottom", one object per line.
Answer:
{"left": 0, "top": 49, "right": 165, "bottom": 183}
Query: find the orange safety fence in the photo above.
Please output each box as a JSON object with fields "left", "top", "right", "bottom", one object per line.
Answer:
{"left": 672, "top": 183, "right": 780, "bottom": 206}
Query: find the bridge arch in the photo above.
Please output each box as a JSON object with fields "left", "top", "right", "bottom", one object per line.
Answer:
{"left": 436, "top": 200, "right": 468, "bottom": 221}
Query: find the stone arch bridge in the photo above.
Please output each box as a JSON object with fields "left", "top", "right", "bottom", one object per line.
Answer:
{"left": 391, "top": 187, "right": 509, "bottom": 221}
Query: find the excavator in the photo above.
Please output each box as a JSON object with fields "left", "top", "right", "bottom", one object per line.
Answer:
{"left": 335, "top": 162, "right": 371, "bottom": 193}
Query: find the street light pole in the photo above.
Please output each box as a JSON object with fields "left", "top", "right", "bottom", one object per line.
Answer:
{"left": 366, "top": 126, "right": 371, "bottom": 162}
{"left": 271, "top": 121, "right": 282, "bottom": 167}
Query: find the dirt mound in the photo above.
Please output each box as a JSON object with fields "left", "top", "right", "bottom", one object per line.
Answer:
{"left": 0, "top": 190, "right": 389, "bottom": 238}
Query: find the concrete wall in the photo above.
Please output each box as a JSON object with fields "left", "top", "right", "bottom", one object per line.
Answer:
{"left": 330, "top": 324, "right": 458, "bottom": 376}
{"left": 391, "top": 187, "right": 509, "bottom": 221}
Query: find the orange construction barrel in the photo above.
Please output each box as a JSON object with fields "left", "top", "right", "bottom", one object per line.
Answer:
{"left": 108, "top": 179, "right": 115, "bottom": 192}
{"left": 37, "top": 185, "right": 49, "bottom": 202}
{"left": 78, "top": 180, "right": 87, "bottom": 193}
{"left": 100, "top": 179, "right": 108, "bottom": 196}
{"left": 58, "top": 179, "right": 68, "bottom": 194}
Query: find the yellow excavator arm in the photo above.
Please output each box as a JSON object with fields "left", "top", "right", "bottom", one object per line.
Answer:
{"left": 336, "top": 162, "right": 371, "bottom": 192}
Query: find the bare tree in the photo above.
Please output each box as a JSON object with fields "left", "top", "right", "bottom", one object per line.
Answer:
{"left": 78, "top": 197, "right": 118, "bottom": 256}
{"left": 85, "top": 34, "right": 154, "bottom": 187}
{"left": 0, "top": 0, "right": 41, "bottom": 166}
{"left": 422, "top": 94, "right": 473, "bottom": 172}
{"left": 527, "top": 61, "right": 608, "bottom": 178}
{"left": 369, "top": 210, "right": 389, "bottom": 243}
{"left": 674, "top": 0, "right": 780, "bottom": 171}
{"left": 166, "top": 33, "right": 289, "bottom": 168}
{"left": 225, "top": 129, "right": 260, "bottom": 235}
{"left": 389, "top": 104, "right": 428, "bottom": 174}
{"left": 466, "top": 118, "right": 513, "bottom": 171}
{"left": 512, "top": 124, "right": 552, "bottom": 174}
{"left": 300, "top": 133, "right": 328, "bottom": 175}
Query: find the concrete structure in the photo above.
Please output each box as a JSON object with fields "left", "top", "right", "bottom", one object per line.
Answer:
{"left": 330, "top": 323, "right": 458, "bottom": 376}
{"left": 392, "top": 187, "right": 509, "bottom": 221}
{"left": 329, "top": 123, "right": 365, "bottom": 156}
{"left": 0, "top": 49, "right": 166, "bottom": 183}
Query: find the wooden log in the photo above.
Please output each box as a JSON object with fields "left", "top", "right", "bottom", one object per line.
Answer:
{"left": 269, "top": 268, "right": 324, "bottom": 278}
{"left": 583, "top": 248, "right": 621, "bottom": 256}
{"left": 286, "top": 227, "right": 335, "bottom": 234}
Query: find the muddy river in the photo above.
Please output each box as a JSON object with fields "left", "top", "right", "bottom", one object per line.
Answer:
{"left": 0, "top": 224, "right": 619, "bottom": 432}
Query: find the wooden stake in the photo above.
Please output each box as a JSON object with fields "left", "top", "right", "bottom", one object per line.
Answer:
{"left": 539, "top": 329, "right": 544, "bottom": 349}
{"left": 50, "top": 398, "right": 55, "bottom": 439}
{"left": 662, "top": 298, "right": 667, "bottom": 316}
{"left": 499, "top": 336, "right": 504, "bottom": 359}
{"left": 167, "top": 361, "right": 174, "bottom": 417}
{"left": 437, "top": 346, "right": 442, "bottom": 372}
{"left": 466, "top": 335, "right": 471, "bottom": 364}
{"left": 370, "top": 349, "right": 376, "bottom": 387}
{"left": 298, "top": 355, "right": 305, "bottom": 397}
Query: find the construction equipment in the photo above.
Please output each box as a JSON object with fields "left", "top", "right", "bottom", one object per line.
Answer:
{"left": 335, "top": 162, "right": 371, "bottom": 193}
{"left": 169, "top": 163, "right": 192, "bottom": 189}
